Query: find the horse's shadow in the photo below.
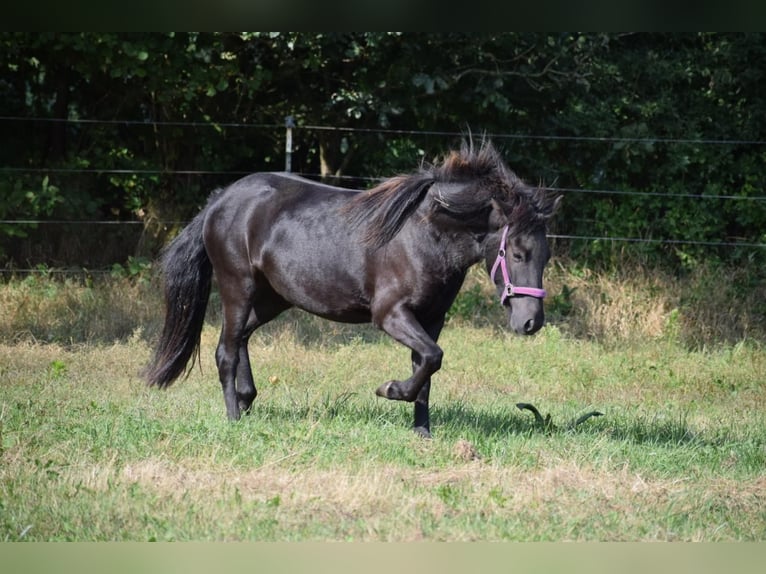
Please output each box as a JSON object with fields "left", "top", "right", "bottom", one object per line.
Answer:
{"left": 434, "top": 401, "right": 719, "bottom": 448}
{"left": 253, "top": 392, "right": 716, "bottom": 449}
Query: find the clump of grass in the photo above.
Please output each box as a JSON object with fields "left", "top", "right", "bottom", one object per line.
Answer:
{"left": 544, "top": 260, "right": 765, "bottom": 348}
{"left": 674, "top": 262, "right": 766, "bottom": 348}
{"left": 0, "top": 272, "right": 162, "bottom": 344}
{"left": 545, "top": 263, "right": 675, "bottom": 344}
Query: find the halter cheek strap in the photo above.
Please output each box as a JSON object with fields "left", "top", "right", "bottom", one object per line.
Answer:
{"left": 490, "top": 224, "right": 547, "bottom": 304}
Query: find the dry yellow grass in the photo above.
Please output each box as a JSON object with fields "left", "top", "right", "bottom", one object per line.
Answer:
{"left": 544, "top": 260, "right": 764, "bottom": 347}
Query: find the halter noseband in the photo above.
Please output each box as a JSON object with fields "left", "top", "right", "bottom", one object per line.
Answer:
{"left": 490, "top": 224, "right": 547, "bottom": 305}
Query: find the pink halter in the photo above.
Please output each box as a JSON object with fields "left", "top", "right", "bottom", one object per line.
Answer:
{"left": 490, "top": 224, "right": 547, "bottom": 304}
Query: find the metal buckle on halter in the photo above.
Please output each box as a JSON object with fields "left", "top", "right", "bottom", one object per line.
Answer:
{"left": 505, "top": 283, "right": 515, "bottom": 298}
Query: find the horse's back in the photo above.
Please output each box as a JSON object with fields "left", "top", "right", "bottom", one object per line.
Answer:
{"left": 203, "top": 172, "right": 356, "bottom": 241}
{"left": 202, "top": 172, "right": 372, "bottom": 320}
{"left": 213, "top": 172, "right": 354, "bottom": 212}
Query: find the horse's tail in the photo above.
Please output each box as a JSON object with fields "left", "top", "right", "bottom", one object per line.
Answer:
{"left": 145, "top": 204, "right": 213, "bottom": 389}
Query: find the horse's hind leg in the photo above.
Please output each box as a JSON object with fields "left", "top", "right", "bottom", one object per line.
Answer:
{"left": 236, "top": 313, "right": 258, "bottom": 413}
{"left": 216, "top": 291, "right": 253, "bottom": 420}
{"left": 232, "top": 297, "right": 291, "bottom": 417}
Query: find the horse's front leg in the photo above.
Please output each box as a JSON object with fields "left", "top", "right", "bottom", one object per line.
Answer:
{"left": 374, "top": 305, "right": 443, "bottom": 408}
{"left": 413, "top": 379, "right": 431, "bottom": 438}
{"left": 411, "top": 319, "right": 444, "bottom": 438}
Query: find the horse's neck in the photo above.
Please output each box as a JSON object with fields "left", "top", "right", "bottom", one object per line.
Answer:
{"left": 402, "top": 216, "right": 485, "bottom": 272}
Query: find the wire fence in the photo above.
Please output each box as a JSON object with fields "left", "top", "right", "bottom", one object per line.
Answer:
{"left": 5, "top": 115, "right": 766, "bottom": 146}
{"left": 2, "top": 115, "right": 766, "bottom": 275}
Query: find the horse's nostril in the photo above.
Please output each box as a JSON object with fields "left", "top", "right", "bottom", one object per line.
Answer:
{"left": 524, "top": 318, "right": 537, "bottom": 334}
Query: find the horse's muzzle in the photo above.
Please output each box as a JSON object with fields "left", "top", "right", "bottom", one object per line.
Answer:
{"left": 509, "top": 300, "right": 544, "bottom": 336}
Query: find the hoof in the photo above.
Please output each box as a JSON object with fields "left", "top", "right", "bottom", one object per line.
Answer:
{"left": 237, "top": 391, "right": 256, "bottom": 414}
{"left": 237, "top": 391, "right": 258, "bottom": 411}
{"left": 375, "top": 380, "right": 406, "bottom": 400}
{"left": 375, "top": 381, "right": 394, "bottom": 398}
{"left": 238, "top": 398, "right": 255, "bottom": 414}
{"left": 375, "top": 380, "right": 416, "bottom": 401}
{"left": 413, "top": 426, "right": 432, "bottom": 439}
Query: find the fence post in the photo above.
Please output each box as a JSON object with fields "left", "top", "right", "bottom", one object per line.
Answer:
{"left": 284, "top": 115, "right": 295, "bottom": 173}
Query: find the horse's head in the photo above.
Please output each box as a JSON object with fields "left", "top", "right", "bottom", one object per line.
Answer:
{"left": 421, "top": 137, "right": 558, "bottom": 335}
{"left": 483, "top": 174, "right": 560, "bottom": 335}
{"left": 486, "top": 222, "right": 551, "bottom": 335}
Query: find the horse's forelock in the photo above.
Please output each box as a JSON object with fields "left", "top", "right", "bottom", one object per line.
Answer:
{"left": 433, "top": 139, "right": 510, "bottom": 183}
{"left": 507, "top": 186, "right": 559, "bottom": 235}
{"left": 430, "top": 140, "right": 538, "bottom": 219}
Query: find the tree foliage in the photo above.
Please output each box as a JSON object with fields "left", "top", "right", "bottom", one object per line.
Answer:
{"left": 1, "top": 32, "right": 764, "bottom": 268}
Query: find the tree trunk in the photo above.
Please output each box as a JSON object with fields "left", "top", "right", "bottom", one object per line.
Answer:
{"left": 318, "top": 131, "right": 354, "bottom": 185}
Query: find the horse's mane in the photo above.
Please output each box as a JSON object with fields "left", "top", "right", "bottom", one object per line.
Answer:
{"left": 345, "top": 139, "right": 557, "bottom": 248}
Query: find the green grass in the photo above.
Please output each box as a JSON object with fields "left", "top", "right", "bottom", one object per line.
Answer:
{"left": 2, "top": 309, "right": 765, "bottom": 541}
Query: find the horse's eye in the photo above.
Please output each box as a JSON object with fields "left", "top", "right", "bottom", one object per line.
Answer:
{"left": 511, "top": 252, "right": 525, "bottom": 263}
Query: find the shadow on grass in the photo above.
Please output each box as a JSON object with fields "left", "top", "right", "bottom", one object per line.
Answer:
{"left": 434, "top": 401, "right": 726, "bottom": 448}
{"left": 249, "top": 391, "right": 724, "bottom": 450}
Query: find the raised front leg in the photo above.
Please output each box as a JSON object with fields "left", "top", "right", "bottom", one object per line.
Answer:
{"left": 374, "top": 304, "right": 443, "bottom": 405}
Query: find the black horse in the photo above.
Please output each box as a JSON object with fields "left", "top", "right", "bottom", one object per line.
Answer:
{"left": 146, "top": 140, "right": 559, "bottom": 437}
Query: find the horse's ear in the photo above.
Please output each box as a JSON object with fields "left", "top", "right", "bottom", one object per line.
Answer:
{"left": 489, "top": 198, "right": 512, "bottom": 230}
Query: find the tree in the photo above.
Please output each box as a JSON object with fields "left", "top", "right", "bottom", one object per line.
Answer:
{"left": 1, "top": 33, "right": 764, "bottom": 269}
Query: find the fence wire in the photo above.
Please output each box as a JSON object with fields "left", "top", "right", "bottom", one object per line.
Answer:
{"left": 3, "top": 116, "right": 766, "bottom": 269}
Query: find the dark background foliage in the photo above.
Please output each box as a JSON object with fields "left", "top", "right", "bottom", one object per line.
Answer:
{"left": 1, "top": 32, "right": 764, "bottom": 270}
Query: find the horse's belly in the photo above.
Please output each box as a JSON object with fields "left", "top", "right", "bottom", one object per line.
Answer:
{"left": 267, "top": 265, "right": 372, "bottom": 324}
{"left": 309, "top": 306, "right": 372, "bottom": 324}
{"left": 292, "top": 292, "right": 373, "bottom": 324}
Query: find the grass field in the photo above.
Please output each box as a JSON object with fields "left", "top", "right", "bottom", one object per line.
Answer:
{"left": 1, "top": 264, "right": 765, "bottom": 541}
